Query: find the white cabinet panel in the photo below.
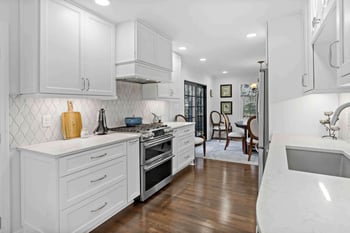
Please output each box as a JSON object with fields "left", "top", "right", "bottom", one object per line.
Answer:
{"left": 40, "top": 0, "right": 83, "bottom": 94}
{"left": 83, "top": 13, "right": 115, "bottom": 96}
{"left": 339, "top": 0, "right": 350, "bottom": 83}
{"left": 136, "top": 22, "right": 156, "bottom": 65}
{"left": 155, "top": 35, "right": 172, "bottom": 71}
{"left": 172, "top": 125, "right": 195, "bottom": 174}
{"left": 127, "top": 139, "right": 140, "bottom": 202}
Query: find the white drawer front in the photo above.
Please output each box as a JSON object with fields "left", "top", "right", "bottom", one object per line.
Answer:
{"left": 173, "top": 125, "right": 194, "bottom": 137}
{"left": 60, "top": 181, "right": 127, "bottom": 233}
{"left": 176, "top": 134, "right": 193, "bottom": 149}
{"left": 60, "top": 157, "right": 126, "bottom": 209}
{"left": 178, "top": 147, "right": 194, "bottom": 170}
{"left": 59, "top": 142, "right": 126, "bottom": 176}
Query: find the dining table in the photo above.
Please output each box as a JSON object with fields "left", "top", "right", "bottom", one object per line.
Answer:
{"left": 234, "top": 119, "right": 248, "bottom": 154}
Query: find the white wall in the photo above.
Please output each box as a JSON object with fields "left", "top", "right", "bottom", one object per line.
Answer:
{"left": 178, "top": 61, "right": 214, "bottom": 139}
{"left": 270, "top": 94, "right": 339, "bottom": 136}
{"left": 211, "top": 75, "right": 257, "bottom": 133}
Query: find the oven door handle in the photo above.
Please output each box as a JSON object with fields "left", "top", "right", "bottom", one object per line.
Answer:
{"left": 143, "top": 155, "right": 175, "bottom": 171}
{"left": 143, "top": 135, "right": 174, "bottom": 148}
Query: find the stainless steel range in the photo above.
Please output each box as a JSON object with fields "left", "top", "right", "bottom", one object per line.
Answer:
{"left": 109, "top": 123, "right": 174, "bottom": 201}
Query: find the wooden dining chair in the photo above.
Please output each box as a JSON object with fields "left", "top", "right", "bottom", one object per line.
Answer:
{"left": 210, "top": 111, "right": 225, "bottom": 140}
{"left": 222, "top": 113, "right": 245, "bottom": 151}
{"left": 247, "top": 116, "right": 259, "bottom": 161}
{"left": 174, "top": 114, "right": 206, "bottom": 156}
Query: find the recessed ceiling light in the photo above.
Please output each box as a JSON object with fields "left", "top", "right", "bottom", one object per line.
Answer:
{"left": 246, "top": 33, "right": 257, "bottom": 38}
{"left": 178, "top": 46, "right": 187, "bottom": 51}
{"left": 95, "top": 0, "right": 110, "bottom": 6}
{"left": 222, "top": 71, "right": 228, "bottom": 74}
{"left": 200, "top": 58, "right": 207, "bottom": 62}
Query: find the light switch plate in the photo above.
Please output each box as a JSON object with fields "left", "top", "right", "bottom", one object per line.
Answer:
{"left": 42, "top": 114, "right": 51, "bottom": 128}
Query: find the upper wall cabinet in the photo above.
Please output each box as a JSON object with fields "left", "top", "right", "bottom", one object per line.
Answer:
{"left": 142, "top": 53, "right": 181, "bottom": 100}
{"left": 338, "top": 0, "right": 350, "bottom": 85}
{"left": 20, "top": 0, "right": 116, "bottom": 96}
{"left": 115, "top": 21, "right": 172, "bottom": 83}
{"left": 310, "top": 0, "right": 336, "bottom": 36}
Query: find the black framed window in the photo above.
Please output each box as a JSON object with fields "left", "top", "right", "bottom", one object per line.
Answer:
{"left": 184, "top": 81, "right": 207, "bottom": 137}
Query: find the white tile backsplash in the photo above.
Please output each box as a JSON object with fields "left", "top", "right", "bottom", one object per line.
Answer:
{"left": 10, "top": 81, "right": 176, "bottom": 148}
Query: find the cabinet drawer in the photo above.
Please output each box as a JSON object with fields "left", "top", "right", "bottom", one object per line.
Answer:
{"left": 59, "top": 142, "right": 126, "bottom": 176}
{"left": 173, "top": 125, "right": 194, "bottom": 137}
{"left": 178, "top": 147, "right": 194, "bottom": 170}
{"left": 60, "top": 180, "right": 127, "bottom": 233}
{"left": 175, "top": 134, "right": 193, "bottom": 150}
{"left": 60, "top": 156, "right": 126, "bottom": 209}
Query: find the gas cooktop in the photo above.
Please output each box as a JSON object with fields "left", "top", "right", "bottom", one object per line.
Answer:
{"left": 109, "top": 123, "right": 172, "bottom": 141}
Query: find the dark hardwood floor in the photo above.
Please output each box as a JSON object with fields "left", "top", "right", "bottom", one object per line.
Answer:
{"left": 92, "top": 158, "right": 259, "bottom": 233}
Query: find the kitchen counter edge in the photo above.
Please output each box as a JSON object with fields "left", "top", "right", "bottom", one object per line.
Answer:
{"left": 257, "top": 134, "right": 350, "bottom": 233}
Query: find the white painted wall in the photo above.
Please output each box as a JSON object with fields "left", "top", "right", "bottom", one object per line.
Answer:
{"left": 175, "top": 61, "right": 214, "bottom": 139}
{"left": 270, "top": 94, "right": 339, "bottom": 137}
{"left": 211, "top": 75, "right": 257, "bottom": 134}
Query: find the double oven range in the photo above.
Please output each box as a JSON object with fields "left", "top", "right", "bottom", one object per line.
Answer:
{"left": 110, "top": 123, "right": 174, "bottom": 201}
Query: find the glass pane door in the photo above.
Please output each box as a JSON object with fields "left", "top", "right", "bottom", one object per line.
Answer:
{"left": 184, "top": 81, "right": 207, "bottom": 137}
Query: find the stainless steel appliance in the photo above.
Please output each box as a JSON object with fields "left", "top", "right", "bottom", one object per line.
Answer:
{"left": 109, "top": 123, "right": 174, "bottom": 201}
{"left": 257, "top": 61, "right": 269, "bottom": 188}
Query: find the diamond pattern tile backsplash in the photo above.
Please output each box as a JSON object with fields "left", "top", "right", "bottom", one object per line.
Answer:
{"left": 10, "top": 82, "right": 177, "bottom": 148}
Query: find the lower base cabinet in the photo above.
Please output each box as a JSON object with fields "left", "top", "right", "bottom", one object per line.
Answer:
{"left": 172, "top": 124, "right": 195, "bottom": 174}
{"left": 20, "top": 138, "right": 140, "bottom": 233}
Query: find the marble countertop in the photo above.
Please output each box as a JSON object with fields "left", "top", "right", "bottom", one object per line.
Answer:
{"left": 17, "top": 132, "right": 140, "bottom": 157}
{"left": 257, "top": 134, "right": 350, "bottom": 233}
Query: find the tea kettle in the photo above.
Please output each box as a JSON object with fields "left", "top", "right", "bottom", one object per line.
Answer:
{"left": 94, "top": 108, "right": 108, "bottom": 135}
{"left": 152, "top": 112, "right": 161, "bottom": 123}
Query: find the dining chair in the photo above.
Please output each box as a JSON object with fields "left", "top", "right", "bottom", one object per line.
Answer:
{"left": 247, "top": 116, "right": 259, "bottom": 161}
{"left": 222, "top": 113, "right": 245, "bottom": 151}
{"left": 174, "top": 114, "right": 206, "bottom": 156}
{"left": 210, "top": 111, "right": 225, "bottom": 140}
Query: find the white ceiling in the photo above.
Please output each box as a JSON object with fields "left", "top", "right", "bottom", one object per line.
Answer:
{"left": 73, "top": 0, "right": 304, "bottom": 79}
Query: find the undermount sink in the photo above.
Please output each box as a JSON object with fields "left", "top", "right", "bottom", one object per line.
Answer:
{"left": 286, "top": 147, "right": 350, "bottom": 178}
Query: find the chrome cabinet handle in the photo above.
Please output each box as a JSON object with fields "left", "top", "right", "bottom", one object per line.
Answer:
{"left": 90, "top": 202, "right": 107, "bottom": 213}
{"left": 329, "top": 40, "right": 340, "bottom": 69}
{"left": 90, "top": 153, "right": 107, "bottom": 160}
{"left": 90, "top": 174, "right": 107, "bottom": 183}
{"left": 81, "top": 78, "right": 85, "bottom": 91}
{"left": 312, "top": 17, "right": 321, "bottom": 28}
{"left": 301, "top": 73, "right": 307, "bottom": 87}
{"left": 184, "top": 129, "right": 190, "bottom": 133}
{"left": 86, "top": 78, "right": 90, "bottom": 91}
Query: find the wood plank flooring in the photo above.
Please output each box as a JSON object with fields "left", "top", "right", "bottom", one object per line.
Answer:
{"left": 92, "top": 158, "right": 259, "bottom": 233}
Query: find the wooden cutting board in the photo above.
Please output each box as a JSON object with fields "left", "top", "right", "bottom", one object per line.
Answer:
{"left": 61, "top": 101, "right": 82, "bottom": 139}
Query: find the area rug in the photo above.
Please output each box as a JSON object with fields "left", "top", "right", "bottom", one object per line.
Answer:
{"left": 195, "top": 140, "right": 259, "bottom": 166}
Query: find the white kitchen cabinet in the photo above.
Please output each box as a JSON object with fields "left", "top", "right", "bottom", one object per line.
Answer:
{"left": 20, "top": 137, "right": 140, "bottom": 233}
{"left": 172, "top": 124, "right": 195, "bottom": 174}
{"left": 20, "top": 0, "right": 115, "bottom": 96}
{"left": 142, "top": 53, "right": 181, "bottom": 100}
{"left": 115, "top": 20, "right": 172, "bottom": 83}
{"left": 310, "top": 0, "right": 336, "bottom": 36}
{"left": 338, "top": 0, "right": 350, "bottom": 85}
{"left": 268, "top": 13, "right": 305, "bottom": 102}
{"left": 126, "top": 138, "right": 140, "bottom": 203}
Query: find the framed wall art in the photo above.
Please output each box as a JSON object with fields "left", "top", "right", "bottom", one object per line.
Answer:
{"left": 220, "top": 84, "right": 232, "bottom": 98}
{"left": 220, "top": 101, "right": 232, "bottom": 115}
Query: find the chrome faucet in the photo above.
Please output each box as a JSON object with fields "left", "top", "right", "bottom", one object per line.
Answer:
{"left": 330, "top": 102, "right": 350, "bottom": 126}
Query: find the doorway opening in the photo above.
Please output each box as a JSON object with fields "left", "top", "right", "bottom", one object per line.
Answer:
{"left": 184, "top": 81, "right": 207, "bottom": 137}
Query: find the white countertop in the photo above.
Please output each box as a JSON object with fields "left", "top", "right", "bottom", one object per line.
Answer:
{"left": 17, "top": 132, "right": 140, "bottom": 157}
{"left": 164, "top": 121, "right": 195, "bottom": 129}
{"left": 257, "top": 134, "right": 350, "bottom": 233}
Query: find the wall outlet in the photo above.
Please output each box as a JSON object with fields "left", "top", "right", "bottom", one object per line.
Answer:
{"left": 42, "top": 114, "right": 51, "bottom": 128}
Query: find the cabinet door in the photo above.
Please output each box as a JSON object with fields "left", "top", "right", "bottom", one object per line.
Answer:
{"left": 127, "top": 139, "right": 140, "bottom": 202}
{"left": 136, "top": 22, "right": 156, "bottom": 65}
{"left": 339, "top": 0, "right": 350, "bottom": 80}
{"left": 40, "top": 0, "right": 84, "bottom": 94}
{"left": 83, "top": 13, "right": 115, "bottom": 96}
{"left": 155, "top": 35, "right": 172, "bottom": 71}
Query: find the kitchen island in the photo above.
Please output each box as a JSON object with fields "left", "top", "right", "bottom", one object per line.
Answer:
{"left": 257, "top": 135, "right": 350, "bottom": 233}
